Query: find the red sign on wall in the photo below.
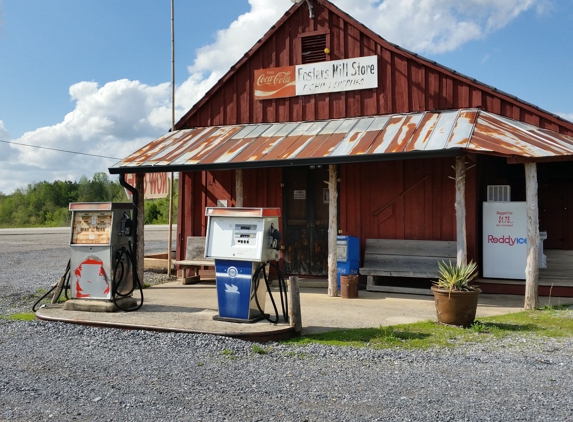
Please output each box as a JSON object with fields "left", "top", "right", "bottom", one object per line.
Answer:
{"left": 254, "top": 66, "right": 296, "bottom": 100}
{"left": 124, "top": 173, "right": 169, "bottom": 199}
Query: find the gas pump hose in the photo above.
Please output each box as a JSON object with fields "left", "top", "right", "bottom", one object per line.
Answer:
{"left": 252, "top": 261, "right": 289, "bottom": 324}
{"left": 32, "top": 259, "right": 72, "bottom": 312}
{"left": 111, "top": 242, "right": 144, "bottom": 312}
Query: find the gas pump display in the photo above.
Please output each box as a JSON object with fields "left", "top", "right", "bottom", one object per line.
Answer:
{"left": 71, "top": 211, "right": 113, "bottom": 244}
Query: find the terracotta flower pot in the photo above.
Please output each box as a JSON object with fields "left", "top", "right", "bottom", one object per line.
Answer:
{"left": 431, "top": 286, "right": 481, "bottom": 327}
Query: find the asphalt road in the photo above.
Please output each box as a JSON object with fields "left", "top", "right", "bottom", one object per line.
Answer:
{"left": 0, "top": 225, "right": 176, "bottom": 252}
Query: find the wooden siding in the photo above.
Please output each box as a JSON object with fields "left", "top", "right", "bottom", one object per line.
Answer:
{"left": 176, "top": 1, "right": 573, "bottom": 137}
{"left": 339, "top": 158, "right": 478, "bottom": 264}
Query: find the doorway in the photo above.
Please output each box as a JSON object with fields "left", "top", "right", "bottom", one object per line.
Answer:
{"left": 282, "top": 166, "right": 330, "bottom": 275}
{"left": 539, "top": 181, "right": 569, "bottom": 249}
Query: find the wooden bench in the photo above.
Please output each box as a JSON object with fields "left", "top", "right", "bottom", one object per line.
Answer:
{"left": 360, "top": 238, "right": 457, "bottom": 295}
{"left": 173, "top": 236, "right": 214, "bottom": 285}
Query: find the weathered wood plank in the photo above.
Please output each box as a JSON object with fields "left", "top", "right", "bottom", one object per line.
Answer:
{"left": 288, "top": 276, "right": 302, "bottom": 333}
{"left": 364, "top": 238, "right": 456, "bottom": 257}
{"left": 328, "top": 164, "right": 338, "bottom": 297}
{"left": 365, "top": 284, "right": 433, "bottom": 296}
{"left": 361, "top": 268, "right": 438, "bottom": 278}
{"left": 185, "top": 236, "right": 208, "bottom": 261}
{"left": 455, "top": 156, "right": 468, "bottom": 265}
{"left": 524, "top": 162, "right": 539, "bottom": 310}
{"left": 174, "top": 259, "right": 214, "bottom": 267}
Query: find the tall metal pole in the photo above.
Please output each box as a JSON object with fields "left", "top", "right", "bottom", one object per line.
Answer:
{"left": 167, "top": 0, "right": 175, "bottom": 277}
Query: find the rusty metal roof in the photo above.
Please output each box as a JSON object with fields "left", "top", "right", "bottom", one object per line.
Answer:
{"left": 109, "top": 109, "right": 573, "bottom": 174}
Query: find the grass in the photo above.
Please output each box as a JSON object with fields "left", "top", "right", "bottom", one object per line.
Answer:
{"left": 284, "top": 305, "right": 573, "bottom": 350}
{"left": 251, "top": 344, "right": 274, "bottom": 355}
{"left": 1, "top": 312, "right": 37, "bottom": 321}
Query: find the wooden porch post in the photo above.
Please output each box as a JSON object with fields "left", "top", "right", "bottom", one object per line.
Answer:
{"left": 328, "top": 165, "right": 338, "bottom": 297}
{"left": 455, "top": 156, "right": 467, "bottom": 266}
{"left": 524, "top": 162, "right": 540, "bottom": 310}
{"left": 135, "top": 173, "right": 145, "bottom": 285}
{"left": 235, "top": 169, "right": 243, "bottom": 207}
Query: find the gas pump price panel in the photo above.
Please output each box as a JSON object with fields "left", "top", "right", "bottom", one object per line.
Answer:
{"left": 204, "top": 207, "right": 282, "bottom": 323}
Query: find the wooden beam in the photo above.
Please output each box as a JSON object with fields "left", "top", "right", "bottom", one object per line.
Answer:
{"left": 328, "top": 165, "right": 338, "bottom": 297}
{"left": 135, "top": 174, "right": 145, "bottom": 286}
{"left": 288, "top": 276, "right": 302, "bottom": 333}
{"left": 524, "top": 162, "right": 540, "bottom": 310}
{"left": 167, "top": 173, "right": 174, "bottom": 278}
{"left": 508, "top": 155, "right": 573, "bottom": 165}
{"left": 455, "top": 156, "right": 467, "bottom": 265}
{"left": 235, "top": 169, "right": 243, "bottom": 207}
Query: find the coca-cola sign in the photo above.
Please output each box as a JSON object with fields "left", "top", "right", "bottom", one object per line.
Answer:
{"left": 254, "top": 66, "right": 296, "bottom": 99}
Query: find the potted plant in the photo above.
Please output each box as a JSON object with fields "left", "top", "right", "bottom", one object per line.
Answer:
{"left": 431, "top": 260, "right": 481, "bottom": 327}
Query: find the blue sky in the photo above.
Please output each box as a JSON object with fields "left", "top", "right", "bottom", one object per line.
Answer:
{"left": 0, "top": 0, "right": 572, "bottom": 194}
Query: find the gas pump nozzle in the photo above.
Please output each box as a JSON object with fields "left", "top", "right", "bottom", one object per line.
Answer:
{"left": 269, "top": 224, "right": 282, "bottom": 251}
{"left": 119, "top": 212, "right": 134, "bottom": 237}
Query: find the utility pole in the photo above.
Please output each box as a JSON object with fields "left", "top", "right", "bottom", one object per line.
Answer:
{"left": 167, "top": 0, "right": 175, "bottom": 278}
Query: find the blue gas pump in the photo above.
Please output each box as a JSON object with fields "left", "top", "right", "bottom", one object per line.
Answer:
{"left": 336, "top": 235, "right": 360, "bottom": 291}
{"left": 204, "top": 207, "right": 286, "bottom": 323}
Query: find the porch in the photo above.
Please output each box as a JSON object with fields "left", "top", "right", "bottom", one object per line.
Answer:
{"left": 477, "top": 250, "right": 573, "bottom": 297}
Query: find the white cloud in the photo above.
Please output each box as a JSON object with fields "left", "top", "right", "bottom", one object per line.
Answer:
{"left": 1, "top": 0, "right": 552, "bottom": 193}
{"left": 335, "top": 0, "right": 545, "bottom": 54}
{"left": 0, "top": 120, "right": 10, "bottom": 141}
{"left": 1, "top": 80, "right": 172, "bottom": 193}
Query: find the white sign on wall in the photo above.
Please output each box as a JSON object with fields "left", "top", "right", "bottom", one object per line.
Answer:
{"left": 295, "top": 55, "right": 378, "bottom": 96}
{"left": 482, "top": 202, "right": 527, "bottom": 279}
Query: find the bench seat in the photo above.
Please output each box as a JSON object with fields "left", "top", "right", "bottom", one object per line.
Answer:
{"left": 360, "top": 238, "right": 457, "bottom": 295}
{"left": 173, "top": 236, "right": 214, "bottom": 285}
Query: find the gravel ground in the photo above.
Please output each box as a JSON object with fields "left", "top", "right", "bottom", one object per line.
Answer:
{"left": 1, "top": 229, "right": 573, "bottom": 421}
{"left": 0, "top": 320, "right": 572, "bottom": 421}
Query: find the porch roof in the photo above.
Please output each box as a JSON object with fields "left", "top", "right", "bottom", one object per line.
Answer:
{"left": 108, "top": 109, "right": 573, "bottom": 174}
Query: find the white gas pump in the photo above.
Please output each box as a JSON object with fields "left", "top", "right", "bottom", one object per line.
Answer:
{"left": 67, "top": 202, "right": 143, "bottom": 311}
{"left": 204, "top": 207, "right": 286, "bottom": 323}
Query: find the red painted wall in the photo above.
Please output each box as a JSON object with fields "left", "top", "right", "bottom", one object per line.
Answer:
{"left": 340, "top": 158, "right": 478, "bottom": 263}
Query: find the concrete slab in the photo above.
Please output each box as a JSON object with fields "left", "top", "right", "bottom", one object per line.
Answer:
{"left": 63, "top": 297, "right": 138, "bottom": 312}
{"left": 36, "top": 280, "right": 573, "bottom": 340}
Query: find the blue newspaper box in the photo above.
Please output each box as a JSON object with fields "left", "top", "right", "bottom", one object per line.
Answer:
{"left": 336, "top": 236, "right": 360, "bottom": 291}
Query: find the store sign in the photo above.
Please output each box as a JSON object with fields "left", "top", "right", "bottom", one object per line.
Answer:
{"left": 254, "top": 55, "right": 378, "bottom": 100}
{"left": 124, "top": 173, "right": 169, "bottom": 199}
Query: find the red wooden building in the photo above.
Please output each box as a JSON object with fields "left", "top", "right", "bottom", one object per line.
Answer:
{"left": 110, "top": 0, "right": 573, "bottom": 295}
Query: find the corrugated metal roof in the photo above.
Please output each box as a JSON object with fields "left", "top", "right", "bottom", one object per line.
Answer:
{"left": 109, "top": 109, "right": 573, "bottom": 174}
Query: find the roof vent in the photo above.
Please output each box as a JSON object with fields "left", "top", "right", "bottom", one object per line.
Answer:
{"left": 301, "top": 34, "right": 327, "bottom": 64}
{"left": 487, "top": 185, "right": 511, "bottom": 202}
